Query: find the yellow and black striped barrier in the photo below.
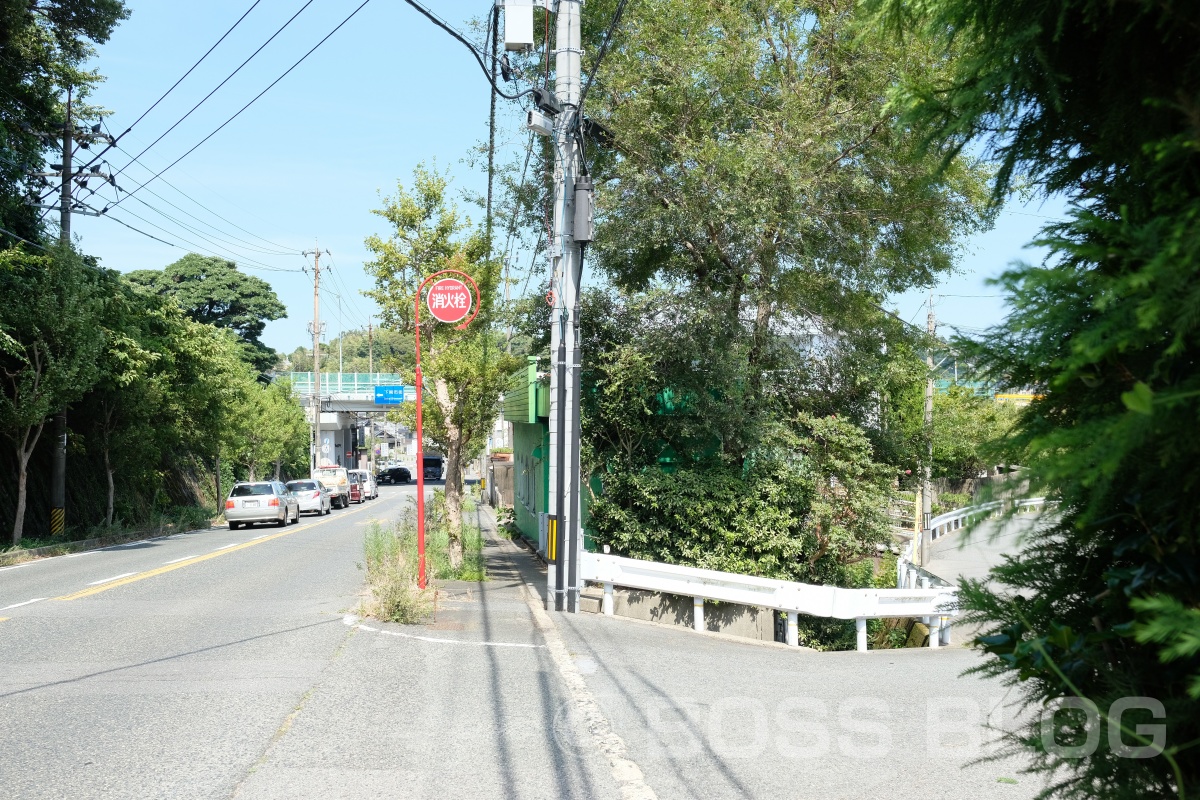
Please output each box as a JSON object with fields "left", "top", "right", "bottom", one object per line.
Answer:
{"left": 50, "top": 507, "right": 65, "bottom": 537}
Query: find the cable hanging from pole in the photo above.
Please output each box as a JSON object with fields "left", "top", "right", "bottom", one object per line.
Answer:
{"left": 102, "top": 0, "right": 374, "bottom": 214}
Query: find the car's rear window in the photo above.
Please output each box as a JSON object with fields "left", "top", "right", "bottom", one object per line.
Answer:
{"left": 349, "top": 473, "right": 360, "bottom": 483}
{"left": 231, "top": 484, "right": 274, "bottom": 497}
{"left": 287, "top": 481, "right": 316, "bottom": 491}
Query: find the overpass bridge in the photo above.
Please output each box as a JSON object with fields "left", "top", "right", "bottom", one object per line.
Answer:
{"left": 276, "top": 372, "right": 417, "bottom": 468}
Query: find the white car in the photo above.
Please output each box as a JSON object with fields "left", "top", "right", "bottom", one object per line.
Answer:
{"left": 225, "top": 481, "right": 299, "bottom": 529}
{"left": 286, "top": 479, "right": 332, "bottom": 516}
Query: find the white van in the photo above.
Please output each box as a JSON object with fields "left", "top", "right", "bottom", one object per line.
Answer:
{"left": 312, "top": 465, "right": 350, "bottom": 508}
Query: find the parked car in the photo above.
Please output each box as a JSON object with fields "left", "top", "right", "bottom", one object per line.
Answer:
{"left": 423, "top": 455, "right": 444, "bottom": 480}
{"left": 351, "top": 469, "right": 378, "bottom": 499}
{"left": 377, "top": 466, "right": 411, "bottom": 485}
{"left": 286, "top": 479, "right": 331, "bottom": 516}
{"left": 225, "top": 481, "right": 299, "bottom": 529}
{"left": 312, "top": 465, "right": 350, "bottom": 508}
{"left": 347, "top": 471, "right": 364, "bottom": 504}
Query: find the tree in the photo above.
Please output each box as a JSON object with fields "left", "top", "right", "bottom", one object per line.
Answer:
{"left": 0, "top": 246, "right": 104, "bottom": 544}
{"left": 578, "top": 0, "right": 991, "bottom": 417}
{"left": 128, "top": 254, "right": 286, "bottom": 372}
{"left": 871, "top": 0, "right": 1200, "bottom": 794}
{"left": 0, "top": 0, "right": 129, "bottom": 245}
{"left": 364, "top": 165, "right": 519, "bottom": 568}
{"left": 229, "top": 379, "right": 308, "bottom": 481}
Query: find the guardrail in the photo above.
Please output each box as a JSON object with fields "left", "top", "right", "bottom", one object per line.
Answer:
{"left": 580, "top": 552, "right": 957, "bottom": 652}
{"left": 897, "top": 496, "right": 1051, "bottom": 588}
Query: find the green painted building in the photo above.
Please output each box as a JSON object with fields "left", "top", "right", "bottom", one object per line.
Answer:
{"left": 502, "top": 358, "right": 551, "bottom": 544}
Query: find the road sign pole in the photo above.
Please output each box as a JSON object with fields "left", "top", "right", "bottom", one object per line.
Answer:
{"left": 412, "top": 270, "right": 480, "bottom": 590}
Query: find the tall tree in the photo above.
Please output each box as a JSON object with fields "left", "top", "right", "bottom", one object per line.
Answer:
{"left": 128, "top": 254, "right": 286, "bottom": 372}
{"left": 581, "top": 0, "right": 991, "bottom": 428}
{"left": 0, "top": 0, "right": 129, "bottom": 244}
{"left": 0, "top": 245, "right": 104, "bottom": 544}
{"left": 364, "top": 165, "right": 519, "bottom": 567}
{"left": 872, "top": 0, "right": 1200, "bottom": 794}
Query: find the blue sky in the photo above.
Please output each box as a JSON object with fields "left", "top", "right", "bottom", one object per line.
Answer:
{"left": 71, "top": 0, "right": 1063, "bottom": 355}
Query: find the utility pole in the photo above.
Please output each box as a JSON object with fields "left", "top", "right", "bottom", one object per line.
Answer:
{"left": 368, "top": 316, "right": 374, "bottom": 374}
{"left": 36, "top": 87, "right": 112, "bottom": 538}
{"left": 922, "top": 294, "right": 935, "bottom": 562}
{"left": 546, "top": 0, "right": 586, "bottom": 613}
{"left": 304, "top": 244, "right": 330, "bottom": 471}
{"left": 337, "top": 295, "right": 344, "bottom": 377}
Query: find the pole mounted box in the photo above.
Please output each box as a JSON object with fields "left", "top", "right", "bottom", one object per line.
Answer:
{"left": 502, "top": 0, "right": 535, "bottom": 51}
{"left": 573, "top": 177, "right": 594, "bottom": 242}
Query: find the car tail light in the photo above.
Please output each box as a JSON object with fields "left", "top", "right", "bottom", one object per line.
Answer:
{"left": 311, "top": 491, "right": 320, "bottom": 498}
{"left": 225, "top": 499, "right": 234, "bottom": 509}
{"left": 268, "top": 497, "right": 279, "bottom": 507}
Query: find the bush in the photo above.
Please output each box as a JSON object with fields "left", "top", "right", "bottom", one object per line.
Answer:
{"left": 361, "top": 522, "right": 433, "bottom": 624}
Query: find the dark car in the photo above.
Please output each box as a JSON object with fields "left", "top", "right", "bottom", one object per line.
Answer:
{"left": 377, "top": 466, "right": 411, "bottom": 485}
{"left": 422, "top": 456, "right": 444, "bottom": 480}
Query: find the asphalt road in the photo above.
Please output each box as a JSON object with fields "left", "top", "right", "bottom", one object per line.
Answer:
{"left": 2, "top": 490, "right": 1044, "bottom": 800}
{"left": 0, "top": 485, "right": 616, "bottom": 800}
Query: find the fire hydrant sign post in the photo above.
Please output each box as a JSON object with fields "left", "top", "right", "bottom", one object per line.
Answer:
{"left": 413, "top": 270, "right": 480, "bottom": 589}
{"left": 426, "top": 278, "right": 472, "bottom": 324}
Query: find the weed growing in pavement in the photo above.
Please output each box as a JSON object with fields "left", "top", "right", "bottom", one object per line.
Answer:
{"left": 361, "top": 522, "right": 433, "bottom": 624}
{"left": 359, "top": 505, "right": 488, "bottom": 623}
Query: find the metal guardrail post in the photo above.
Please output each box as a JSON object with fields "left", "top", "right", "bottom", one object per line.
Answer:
{"left": 602, "top": 582, "right": 614, "bottom": 616}
{"left": 855, "top": 618, "right": 868, "bottom": 652}
{"left": 786, "top": 612, "right": 799, "bottom": 647}
{"left": 693, "top": 597, "right": 705, "bottom": 632}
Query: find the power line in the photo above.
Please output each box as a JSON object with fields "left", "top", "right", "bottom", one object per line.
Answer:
{"left": 399, "top": 0, "right": 534, "bottom": 101}
{"left": 0, "top": 225, "right": 48, "bottom": 251}
{"left": 104, "top": 0, "right": 374, "bottom": 214}
{"left": 108, "top": 0, "right": 318, "bottom": 183}
{"left": 97, "top": 201, "right": 301, "bottom": 273}
{"left": 76, "top": 0, "right": 266, "bottom": 174}
{"left": 111, "top": 135, "right": 297, "bottom": 253}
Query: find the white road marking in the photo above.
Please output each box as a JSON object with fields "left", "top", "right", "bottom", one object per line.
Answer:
{"left": 1, "top": 598, "right": 46, "bottom": 610}
{"left": 0, "top": 562, "right": 37, "bottom": 573}
{"left": 212, "top": 542, "right": 243, "bottom": 551}
{"left": 519, "top": 581, "right": 658, "bottom": 799}
{"left": 87, "top": 572, "right": 137, "bottom": 586}
{"left": 341, "top": 614, "right": 544, "bottom": 649}
{"left": 250, "top": 534, "right": 270, "bottom": 541}
{"left": 64, "top": 550, "right": 99, "bottom": 558}
{"left": 163, "top": 555, "right": 199, "bottom": 565}
{"left": 105, "top": 540, "right": 150, "bottom": 549}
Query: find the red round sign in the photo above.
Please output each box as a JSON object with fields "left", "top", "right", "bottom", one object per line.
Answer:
{"left": 426, "top": 278, "right": 473, "bottom": 323}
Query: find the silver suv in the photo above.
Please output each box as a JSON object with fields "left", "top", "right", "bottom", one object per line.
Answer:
{"left": 225, "top": 481, "right": 300, "bottom": 529}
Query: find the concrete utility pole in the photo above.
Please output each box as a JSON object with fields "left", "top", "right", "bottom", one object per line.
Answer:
{"left": 547, "top": 0, "right": 585, "bottom": 613}
{"left": 304, "top": 244, "right": 330, "bottom": 470}
{"left": 40, "top": 88, "right": 110, "bottom": 538}
{"left": 922, "top": 294, "right": 936, "bottom": 557}
{"left": 368, "top": 316, "right": 374, "bottom": 374}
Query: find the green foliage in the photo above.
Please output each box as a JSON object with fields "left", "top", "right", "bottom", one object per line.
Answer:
{"left": 128, "top": 254, "right": 286, "bottom": 372}
{"left": 591, "top": 414, "right": 891, "bottom": 589}
{"left": 0, "top": 0, "right": 129, "bottom": 244}
{"left": 870, "top": 0, "right": 1200, "bottom": 794}
{"left": 361, "top": 521, "right": 433, "bottom": 624}
{"left": 364, "top": 163, "right": 520, "bottom": 564}
{"left": 0, "top": 246, "right": 105, "bottom": 543}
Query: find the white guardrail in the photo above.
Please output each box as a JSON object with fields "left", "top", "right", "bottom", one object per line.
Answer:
{"left": 896, "top": 496, "right": 1051, "bottom": 593}
{"left": 580, "top": 552, "right": 958, "bottom": 652}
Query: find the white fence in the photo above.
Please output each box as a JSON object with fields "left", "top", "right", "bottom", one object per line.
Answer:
{"left": 580, "top": 552, "right": 957, "bottom": 652}
{"left": 897, "top": 496, "right": 1051, "bottom": 588}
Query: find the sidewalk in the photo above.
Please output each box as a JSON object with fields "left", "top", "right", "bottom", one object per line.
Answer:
{"left": 231, "top": 504, "right": 621, "bottom": 800}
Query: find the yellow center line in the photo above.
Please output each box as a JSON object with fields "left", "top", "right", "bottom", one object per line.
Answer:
{"left": 0, "top": 617, "right": 9, "bottom": 623}
{"left": 55, "top": 501, "right": 388, "bottom": 602}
